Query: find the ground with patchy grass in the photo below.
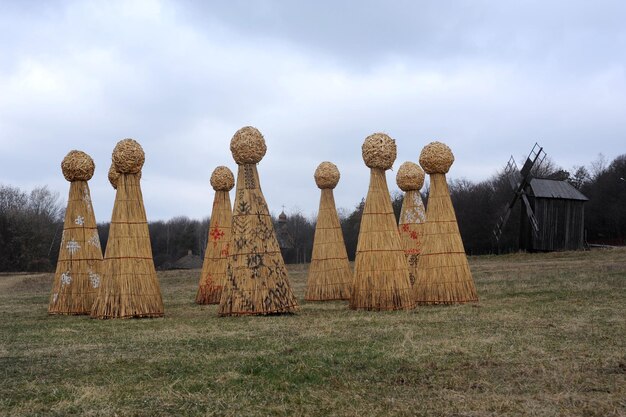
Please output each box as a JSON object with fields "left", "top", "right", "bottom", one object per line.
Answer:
{"left": 1, "top": 249, "right": 625, "bottom": 416}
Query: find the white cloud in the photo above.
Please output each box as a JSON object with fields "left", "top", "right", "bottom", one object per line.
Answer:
{"left": 1, "top": 0, "right": 625, "bottom": 222}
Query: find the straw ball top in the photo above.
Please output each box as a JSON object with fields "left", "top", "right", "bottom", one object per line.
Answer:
{"left": 109, "top": 164, "right": 141, "bottom": 189}
{"left": 112, "top": 138, "right": 145, "bottom": 174}
{"left": 396, "top": 162, "right": 425, "bottom": 191}
{"left": 61, "top": 150, "right": 95, "bottom": 181}
{"left": 210, "top": 166, "right": 235, "bottom": 191}
{"left": 108, "top": 164, "right": 120, "bottom": 189}
{"left": 419, "top": 141, "right": 455, "bottom": 174}
{"left": 314, "top": 161, "right": 340, "bottom": 189}
{"left": 230, "top": 126, "right": 267, "bottom": 164}
{"left": 362, "top": 132, "right": 397, "bottom": 170}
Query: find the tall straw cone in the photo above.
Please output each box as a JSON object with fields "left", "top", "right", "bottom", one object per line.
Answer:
{"left": 219, "top": 127, "right": 298, "bottom": 315}
{"left": 196, "top": 166, "right": 234, "bottom": 304}
{"left": 91, "top": 139, "right": 164, "bottom": 318}
{"left": 49, "top": 151, "right": 103, "bottom": 315}
{"left": 305, "top": 162, "right": 351, "bottom": 301}
{"left": 396, "top": 162, "right": 426, "bottom": 286}
{"left": 350, "top": 134, "right": 415, "bottom": 311}
{"left": 414, "top": 142, "right": 478, "bottom": 304}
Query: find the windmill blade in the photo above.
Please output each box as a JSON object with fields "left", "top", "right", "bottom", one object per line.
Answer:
{"left": 520, "top": 142, "right": 546, "bottom": 181}
{"left": 493, "top": 189, "right": 522, "bottom": 241}
{"left": 493, "top": 156, "right": 523, "bottom": 241}
{"left": 504, "top": 156, "right": 521, "bottom": 190}
{"left": 520, "top": 193, "right": 540, "bottom": 234}
{"left": 493, "top": 206, "right": 512, "bottom": 241}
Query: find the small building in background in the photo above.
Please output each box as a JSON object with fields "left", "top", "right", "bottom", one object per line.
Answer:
{"left": 520, "top": 178, "right": 589, "bottom": 251}
{"left": 276, "top": 210, "right": 295, "bottom": 262}
{"left": 172, "top": 249, "right": 203, "bottom": 270}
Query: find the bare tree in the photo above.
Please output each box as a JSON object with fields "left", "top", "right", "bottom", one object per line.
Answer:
{"left": 589, "top": 153, "right": 608, "bottom": 180}
{"left": 0, "top": 184, "right": 63, "bottom": 271}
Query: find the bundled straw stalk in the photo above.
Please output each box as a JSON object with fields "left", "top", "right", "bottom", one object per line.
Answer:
{"left": 414, "top": 142, "right": 478, "bottom": 304}
{"left": 196, "top": 166, "right": 235, "bottom": 304}
{"left": 219, "top": 127, "right": 298, "bottom": 315}
{"left": 396, "top": 162, "right": 426, "bottom": 286}
{"left": 305, "top": 162, "right": 351, "bottom": 301}
{"left": 49, "top": 151, "right": 103, "bottom": 315}
{"left": 350, "top": 133, "right": 415, "bottom": 311}
{"left": 91, "top": 139, "right": 164, "bottom": 319}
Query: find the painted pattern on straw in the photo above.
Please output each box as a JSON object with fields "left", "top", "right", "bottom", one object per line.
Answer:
{"left": 196, "top": 166, "right": 235, "bottom": 304}
{"left": 396, "top": 161, "right": 427, "bottom": 287}
{"left": 219, "top": 126, "right": 298, "bottom": 315}
{"left": 49, "top": 150, "right": 103, "bottom": 315}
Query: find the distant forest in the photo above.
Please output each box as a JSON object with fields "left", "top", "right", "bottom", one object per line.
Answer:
{"left": 1, "top": 153, "right": 624, "bottom": 272}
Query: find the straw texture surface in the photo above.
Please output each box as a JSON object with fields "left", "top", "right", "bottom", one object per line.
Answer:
{"left": 314, "top": 161, "right": 340, "bottom": 189}
{"left": 91, "top": 166, "right": 163, "bottom": 318}
{"left": 196, "top": 168, "right": 234, "bottom": 304}
{"left": 398, "top": 189, "right": 426, "bottom": 286}
{"left": 414, "top": 173, "right": 478, "bottom": 304}
{"left": 230, "top": 126, "right": 267, "bottom": 165}
{"left": 108, "top": 164, "right": 120, "bottom": 189}
{"left": 350, "top": 168, "right": 415, "bottom": 310}
{"left": 49, "top": 180, "right": 102, "bottom": 314}
{"left": 210, "top": 166, "right": 235, "bottom": 191}
{"left": 109, "top": 164, "right": 141, "bottom": 189}
{"left": 61, "top": 150, "right": 95, "bottom": 182}
{"left": 419, "top": 141, "right": 454, "bottom": 174}
{"left": 396, "top": 162, "right": 425, "bottom": 192}
{"left": 305, "top": 188, "right": 352, "bottom": 301}
{"left": 219, "top": 162, "right": 298, "bottom": 315}
{"left": 361, "top": 133, "right": 396, "bottom": 170}
{"left": 112, "top": 139, "right": 145, "bottom": 174}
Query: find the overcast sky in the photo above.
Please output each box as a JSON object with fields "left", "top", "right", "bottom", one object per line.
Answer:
{"left": 1, "top": 0, "right": 625, "bottom": 221}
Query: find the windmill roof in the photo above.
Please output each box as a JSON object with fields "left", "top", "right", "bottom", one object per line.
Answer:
{"left": 529, "top": 178, "right": 589, "bottom": 201}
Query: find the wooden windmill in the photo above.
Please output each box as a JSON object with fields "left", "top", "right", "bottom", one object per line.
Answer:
{"left": 493, "top": 143, "right": 588, "bottom": 251}
{"left": 492, "top": 143, "right": 546, "bottom": 243}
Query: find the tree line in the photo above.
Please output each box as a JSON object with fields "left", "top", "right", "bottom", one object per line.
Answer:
{"left": 1, "top": 153, "right": 624, "bottom": 271}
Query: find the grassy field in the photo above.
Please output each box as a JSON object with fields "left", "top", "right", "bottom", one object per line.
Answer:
{"left": 1, "top": 249, "right": 625, "bottom": 417}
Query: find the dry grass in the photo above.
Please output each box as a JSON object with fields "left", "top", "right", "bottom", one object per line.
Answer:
{"left": 1, "top": 249, "right": 625, "bottom": 416}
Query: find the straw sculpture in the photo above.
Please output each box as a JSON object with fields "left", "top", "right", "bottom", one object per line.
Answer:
{"left": 219, "top": 126, "right": 298, "bottom": 315}
{"left": 108, "top": 164, "right": 120, "bottom": 189}
{"left": 350, "top": 133, "right": 415, "bottom": 311}
{"left": 396, "top": 161, "right": 426, "bottom": 286}
{"left": 91, "top": 139, "right": 164, "bottom": 319}
{"left": 49, "top": 150, "right": 103, "bottom": 315}
{"left": 108, "top": 163, "right": 141, "bottom": 189}
{"left": 305, "top": 162, "right": 352, "bottom": 301}
{"left": 196, "top": 166, "right": 235, "bottom": 304}
{"left": 414, "top": 141, "right": 478, "bottom": 304}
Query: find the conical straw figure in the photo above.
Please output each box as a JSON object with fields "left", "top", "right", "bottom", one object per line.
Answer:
{"left": 350, "top": 133, "right": 415, "bottom": 311}
{"left": 196, "top": 166, "right": 235, "bottom": 304}
{"left": 305, "top": 162, "right": 352, "bottom": 301}
{"left": 396, "top": 162, "right": 426, "bottom": 286}
{"left": 414, "top": 141, "right": 478, "bottom": 304}
{"left": 49, "top": 150, "right": 103, "bottom": 315}
{"left": 219, "top": 126, "right": 299, "bottom": 315}
{"left": 91, "top": 139, "right": 164, "bottom": 318}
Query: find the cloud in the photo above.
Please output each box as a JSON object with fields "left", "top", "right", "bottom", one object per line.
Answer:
{"left": 0, "top": 0, "right": 625, "bottom": 222}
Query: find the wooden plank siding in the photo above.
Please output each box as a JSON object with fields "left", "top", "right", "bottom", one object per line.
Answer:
{"left": 520, "top": 197, "right": 586, "bottom": 252}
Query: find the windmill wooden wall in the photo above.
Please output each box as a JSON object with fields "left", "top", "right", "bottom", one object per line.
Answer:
{"left": 520, "top": 178, "right": 588, "bottom": 252}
